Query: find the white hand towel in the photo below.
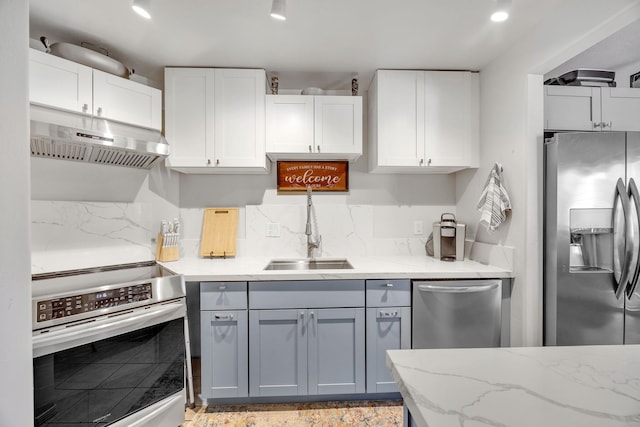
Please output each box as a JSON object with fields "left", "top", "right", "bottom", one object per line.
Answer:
{"left": 477, "top": 163, "right": 512, "bottom": 232}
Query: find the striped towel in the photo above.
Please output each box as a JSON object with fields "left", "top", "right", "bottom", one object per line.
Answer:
{"left": 476, "top": 163, "right": 512, "bottom": 232}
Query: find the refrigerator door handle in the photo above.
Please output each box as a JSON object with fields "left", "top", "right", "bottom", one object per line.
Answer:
{"left": 626, "top": 178, "right": 640, "bottom": 298}
{"left": 613, "top": 178, "right": 634, "bottom": 299}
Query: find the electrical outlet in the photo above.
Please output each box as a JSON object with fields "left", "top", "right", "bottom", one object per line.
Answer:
{"left": 413, "top": 220, "right": 423, "bottom": 235}
{"left": 266, "top": 222, "right": 281, "bottom": 237}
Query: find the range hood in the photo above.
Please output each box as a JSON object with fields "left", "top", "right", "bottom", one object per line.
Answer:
{"left": 30, "top": 105, "right": 169, "bottom": 169}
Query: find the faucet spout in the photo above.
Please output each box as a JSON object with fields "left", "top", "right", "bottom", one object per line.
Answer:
{"left": 306, "top": 186, "right": 320, "bottom": 258}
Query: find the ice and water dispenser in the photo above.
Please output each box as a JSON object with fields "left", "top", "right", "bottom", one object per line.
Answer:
{"left": 569, "top": 208, "right": 613, "bottom": 272}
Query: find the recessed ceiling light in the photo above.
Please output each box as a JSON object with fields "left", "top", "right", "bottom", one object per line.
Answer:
{"left": 270, "top": 0, "right": 287, "bottom": 21}
{"left": 132, "top": 0, "right": 152, "bottom": 19}
{"left": 491, "top": 0, "right": 510, "bottom": 22}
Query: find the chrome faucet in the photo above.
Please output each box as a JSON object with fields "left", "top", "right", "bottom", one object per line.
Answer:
{"left": 306, "top": 186, "right": 321, "bottom": 258}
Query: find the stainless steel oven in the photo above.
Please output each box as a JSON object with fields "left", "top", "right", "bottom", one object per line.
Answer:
{"left": 32, "top": 261, "right": 186, "bottom": 427}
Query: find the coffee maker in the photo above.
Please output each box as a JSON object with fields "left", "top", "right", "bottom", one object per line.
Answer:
{"left": 433, "top": 213, "right": 465, "bottom": 261}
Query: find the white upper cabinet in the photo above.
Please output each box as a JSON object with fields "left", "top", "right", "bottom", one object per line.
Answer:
{"left": 29, "top": 49, "right": 93, "bottom": 115}
{"left": 266, "top": 95, "right": 362, "bottom": 160}
{"left": 544, "top": 85, "right": 640, "bottom": 132}
{"left": 92, "top": 69, "right": 161, "bottom": 130}
{"left": 164, "top": 67, "right": 268, "bottom": 173}
{"left": 29, "top": 49, "right": 161, "bottom": 130}
{"left": 368, "top": 70, "right": 479, "bottom": 174}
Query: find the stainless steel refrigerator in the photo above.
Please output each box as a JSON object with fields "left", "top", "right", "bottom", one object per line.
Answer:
{"left": 544, "top": 131, "right": 640, "bottom": 345}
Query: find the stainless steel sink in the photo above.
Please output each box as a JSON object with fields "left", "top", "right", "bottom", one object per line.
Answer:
{"left": 264, "top": 258, "right": 354, "bottom": 270}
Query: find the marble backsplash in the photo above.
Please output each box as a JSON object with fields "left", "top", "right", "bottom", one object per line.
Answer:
{"left": 179, "top": 204, "right": 455, "bottom": 259}
{"left": 30, "top": 201, "right": 515, "bottom": 273}
{"left": 31, "top": 201, "right": 154, "bottom": 274}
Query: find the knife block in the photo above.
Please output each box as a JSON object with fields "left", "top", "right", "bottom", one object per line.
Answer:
{"left": 155, "top": 233, "right": 179, "bottom": 262}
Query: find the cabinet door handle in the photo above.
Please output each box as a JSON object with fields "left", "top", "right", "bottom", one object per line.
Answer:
{"left": 427, "top": 158, "right": 432, "bottom": 166}
{"left": 207, "top": 159, "right": 211, "bottom": 165}
{"left": 96, "top": 107, "right": 103, "bottom": 116}
{"left": 309, "top": 311, "right": 315, "bottom": 318}
{"left": 214, "top": 314, "right": 234, "bottom": 320}
{"left": 317, "top": 145, "right": 321, "bottom": 153}
{"left": 82, "top": 103, "right": 89, "bottom": 113}
{"left": 593, "top": 122, "right": 602, "bottom": 129}
{"left": 378, "top": 311, "right": 398, "bottom": 318}
{"left": 419, "top": 158, "right": 424, "bottom": 166}
{"left": 300, "top": 311, "right": 305, "bottom": 318}
{"left": 216, "top": 159, "right": 220, "bottom": 166}
{"left": 308, "top": 145, "right": 312, "bottom": 153}
{"left": 218, "top": 285, "right": 226, "bottom": 290}
{"left": 603, "top": 121, "right": 612, "bottom": 129}
{"left": 384, "top": 283, "right": 394, "bottom": 288}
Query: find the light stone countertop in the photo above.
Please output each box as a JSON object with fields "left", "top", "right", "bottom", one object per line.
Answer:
{"left": 159, "top": 255, "right": 512, "bottom": 282}
{"left": 386, "top": 346, "right": 640, "bottom": 427}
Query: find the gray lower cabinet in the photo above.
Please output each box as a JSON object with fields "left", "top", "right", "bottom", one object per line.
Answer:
{"left": 248, "top": 309, "right": 307, "bottom": 396}
{"left": 200, "top": 282, "right": 248, "bottom": 399}
{"left": 249, "top": 307, "right": 365, "bottom": 397}
{"left": 365, "top": 279, "right": 411, "bottom": 394}
{"left": 248, "top": 280, "right": 366, "bottom": 398}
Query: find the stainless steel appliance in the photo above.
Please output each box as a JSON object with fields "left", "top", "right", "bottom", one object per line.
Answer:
{"left": 32, "top": 261, "right": 186, "bottom": 427}
{"left": 544, "top": 131, "right": 640, "bottom": 345}
{"left": 30, "top": 105, "right": 169, "bottom": 169}
{"left": 412, "top": 280, "right": 502, "bottom": 349}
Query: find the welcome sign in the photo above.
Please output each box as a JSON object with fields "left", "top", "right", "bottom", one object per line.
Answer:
{"left": 277, "top": 161, "right": 349, "bottom": 192}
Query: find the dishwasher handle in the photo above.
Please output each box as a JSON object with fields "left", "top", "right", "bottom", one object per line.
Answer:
{"left": 417, "top": 283, "right": 499, "bottom": 294}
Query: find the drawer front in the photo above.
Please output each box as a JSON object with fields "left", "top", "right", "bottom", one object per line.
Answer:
{"left": 249, "top": 280, "right": 365, "bottom": 309}
{"left": 201, "top": 281, "right": 247, "bottom": 310}
{"left": 366, "top": 279, "right": 411, "bottom": 307}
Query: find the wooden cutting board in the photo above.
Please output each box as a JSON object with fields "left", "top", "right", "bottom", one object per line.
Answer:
{"left": 200, "top": 208, "right": 239, "bottom": 257}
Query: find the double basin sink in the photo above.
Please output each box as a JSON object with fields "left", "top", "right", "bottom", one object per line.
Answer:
{"left": 264, "top": 258, "right": 353, "bottom": 271}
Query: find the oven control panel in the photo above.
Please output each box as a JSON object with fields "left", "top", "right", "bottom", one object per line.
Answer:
{"left": 36, "top": 283, "right": 153, "bottom": 323}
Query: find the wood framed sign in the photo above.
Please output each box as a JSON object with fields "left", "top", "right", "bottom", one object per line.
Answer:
{"left": 277, "top": 161, "right": 349, "bottom": 192}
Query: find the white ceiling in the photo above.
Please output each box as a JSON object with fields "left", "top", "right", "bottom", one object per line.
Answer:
{"left": 29, "top": 0, "right": 640, "bottom": 90}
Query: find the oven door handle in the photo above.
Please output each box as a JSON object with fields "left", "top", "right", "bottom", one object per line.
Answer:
{"left": 32, "top": 299, "right": 186, "bottom": 358}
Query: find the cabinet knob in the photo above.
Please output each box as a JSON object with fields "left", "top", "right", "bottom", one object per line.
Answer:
{"left": 216, "top": 159, "right": 220, "bottom": 166}
{"left": 317, "top": 145, "right": 321, "bottom": 153}
{"left": 97, "top": 107, "right": 103, "bottom": 116}
{"left": 419, "top": 158, "right": 424, "bottom": 166}
{"left": 379, "top": 311, "right": 398, "bottom": 318}
{"left": 82, "top": 103, "right": 89, "bottom": 113}
{"left": 207, "top": 159, "right": 211, "bottom": 165}
{"left": 593, "top": 122, "right": 602, "bottom": 129}
{"left": 427, "top": 158, "right": 432, "bottom": 166}
{"left": 603, "top": 121, "right": 612, "bottom": 129}
{"left": 308, "top": 145, "right": 313, "bottom": 153}
{"left": 300, "top": 311, "right": 305, "bottom": 318}
{"left": 385, "top": 283, "right": 394, "bottom": 288}
{"left": 309, "top": 311, "right": 315, "bottom": 318}
{"left": 218, "top": 285, "right": 226, "bottom": 290}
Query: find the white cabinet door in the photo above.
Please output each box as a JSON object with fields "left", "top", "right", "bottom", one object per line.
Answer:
{"left": 266, "top": 95, "right": 314, "bottom": 153}
{"left": 601, "top": 87, "right": 640, "bottom": 131}
{"left": 374, "top": 70, "right": 422, "bottom": 167}
{"left": 544, "top": 85, "right": 601, "bottom": 131}
{"left": 214, "top": 69, "right": 266, "bottom": 168}
{"left": 314, "top": 96, "right": 362, "bottom": 155}
{"left": 164, "top": 68, "right": 215, "bottom": 167}
{"left": 29, "top": 49, "right": 92, "bottom": 115}
{"left": 423, "top": 71, "right": 478, "bottom": 168}
{"left": 92, "top": 69, "right": 162, "bottom": 130}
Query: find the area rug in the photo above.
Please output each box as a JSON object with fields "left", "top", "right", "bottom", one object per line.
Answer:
{"left": 182, "top": 400, "right": 403, "bottom": 427}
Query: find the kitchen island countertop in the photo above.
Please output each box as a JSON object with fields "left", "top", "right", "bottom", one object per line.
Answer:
{"left": 386, "top": 345, "right": 640, "bottom": 427}
{"left": 160, "top": 255, "right": 512, "bottom": 281}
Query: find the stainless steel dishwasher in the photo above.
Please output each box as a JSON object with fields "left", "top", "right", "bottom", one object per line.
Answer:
{"left": 412, "top": 279, "right": 502, "bottom": 348}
